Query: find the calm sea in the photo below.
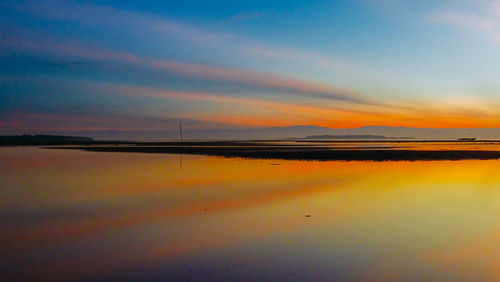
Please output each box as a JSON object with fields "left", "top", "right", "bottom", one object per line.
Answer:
{"left": 1, "top": 147, "right": 500, "bottom": 281}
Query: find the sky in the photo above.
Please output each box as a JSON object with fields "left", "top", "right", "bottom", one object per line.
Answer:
{"left": 3, "top": 0, "right": 500, "bottom": 134}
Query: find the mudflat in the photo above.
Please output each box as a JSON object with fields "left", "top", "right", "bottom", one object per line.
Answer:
{"left": 46, "top": 140, "right": 500, "bottom": 161}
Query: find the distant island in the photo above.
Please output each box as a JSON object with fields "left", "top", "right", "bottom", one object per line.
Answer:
{"left": 0, "top": 135, "right": 93, "bottom": 145}
{"left": 292, "top": 135, "right": 413, "bottom": 140}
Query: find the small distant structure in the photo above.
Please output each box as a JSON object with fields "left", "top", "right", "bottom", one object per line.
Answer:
{"left": 458, "top": 132, "right": 476, "bottom": 141}
{"left": 179, "top": 121, "right": 183, "bottom": 142}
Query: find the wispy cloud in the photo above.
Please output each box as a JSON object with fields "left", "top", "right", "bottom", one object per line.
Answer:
{"left": 0, "top": 28, "right": 374, "bottom": 105}
{"left": 149, "top": 61, "right": 372, "bottom": 104}
{"left": 429, "top": 0, "right": 500, "bottom": 43}
{"left": 15, "top": 0, "right": 226, "bottom": 44}
{"left": 12, "top": 0, "right": 345, "bottom": 70}
{"left": 0, "top": 29, "right": 140, "bottom": 62}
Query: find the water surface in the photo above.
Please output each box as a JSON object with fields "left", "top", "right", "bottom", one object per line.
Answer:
{"left": 1, "top": 147, "right": 500, "bottom": 281}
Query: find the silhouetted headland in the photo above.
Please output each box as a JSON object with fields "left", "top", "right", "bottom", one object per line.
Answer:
{"left": 0, "top": 135, "right": 93, "bottom": 145}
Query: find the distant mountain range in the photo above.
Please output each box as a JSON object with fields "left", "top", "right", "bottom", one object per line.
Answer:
{"left": 25, "top": 125, "right": 500, "bottom": 140}
{"left": 294, "top": 134, "right": 412, "bottom": 140}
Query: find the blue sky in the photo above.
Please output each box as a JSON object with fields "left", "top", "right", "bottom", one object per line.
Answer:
{"left": 2, "top": 0, "right": 500, "bottom": 134}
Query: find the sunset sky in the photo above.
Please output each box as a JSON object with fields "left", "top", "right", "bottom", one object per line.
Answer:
{"left": 3, "top": 0, "right": 500, "bottom": 134}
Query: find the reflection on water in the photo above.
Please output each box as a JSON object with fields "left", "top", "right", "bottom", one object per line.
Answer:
{"left": 1, "top": 147, "right": 500, "bottom": 281}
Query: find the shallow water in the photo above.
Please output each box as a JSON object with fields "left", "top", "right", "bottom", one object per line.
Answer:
{"left": 1, "top": 147, "right": 500, "bottom": 281}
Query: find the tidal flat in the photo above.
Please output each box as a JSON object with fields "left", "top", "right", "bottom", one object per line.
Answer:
{"left": 49, "top": 140, "right": 500, "bottom": 161}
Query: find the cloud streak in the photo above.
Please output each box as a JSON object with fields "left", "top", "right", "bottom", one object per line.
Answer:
{"left": 149, "top": 61, "right": 372, "bottom": 104}
{"left": 0, "top": 29, "right": 140, "bottom": 62}
{"left": 0, "top": 28, "right": 375, "bottom": 105}
{"left": 429, "top": 0, "right": 500, "bottom": 43}
{"left": 12, "top": 0, "right": 345, "bottom": 70}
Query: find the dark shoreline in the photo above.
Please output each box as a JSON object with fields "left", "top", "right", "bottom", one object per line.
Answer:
{"left": 4, "top": 139, "right": 500, "bottom": 161}
{"left": 45, "top": 145, "right": 500, "bottom": 161}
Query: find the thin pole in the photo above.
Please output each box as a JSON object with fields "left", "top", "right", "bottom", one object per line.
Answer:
{"left": 179, "top": 121, "right": 183, "bottom": 141}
